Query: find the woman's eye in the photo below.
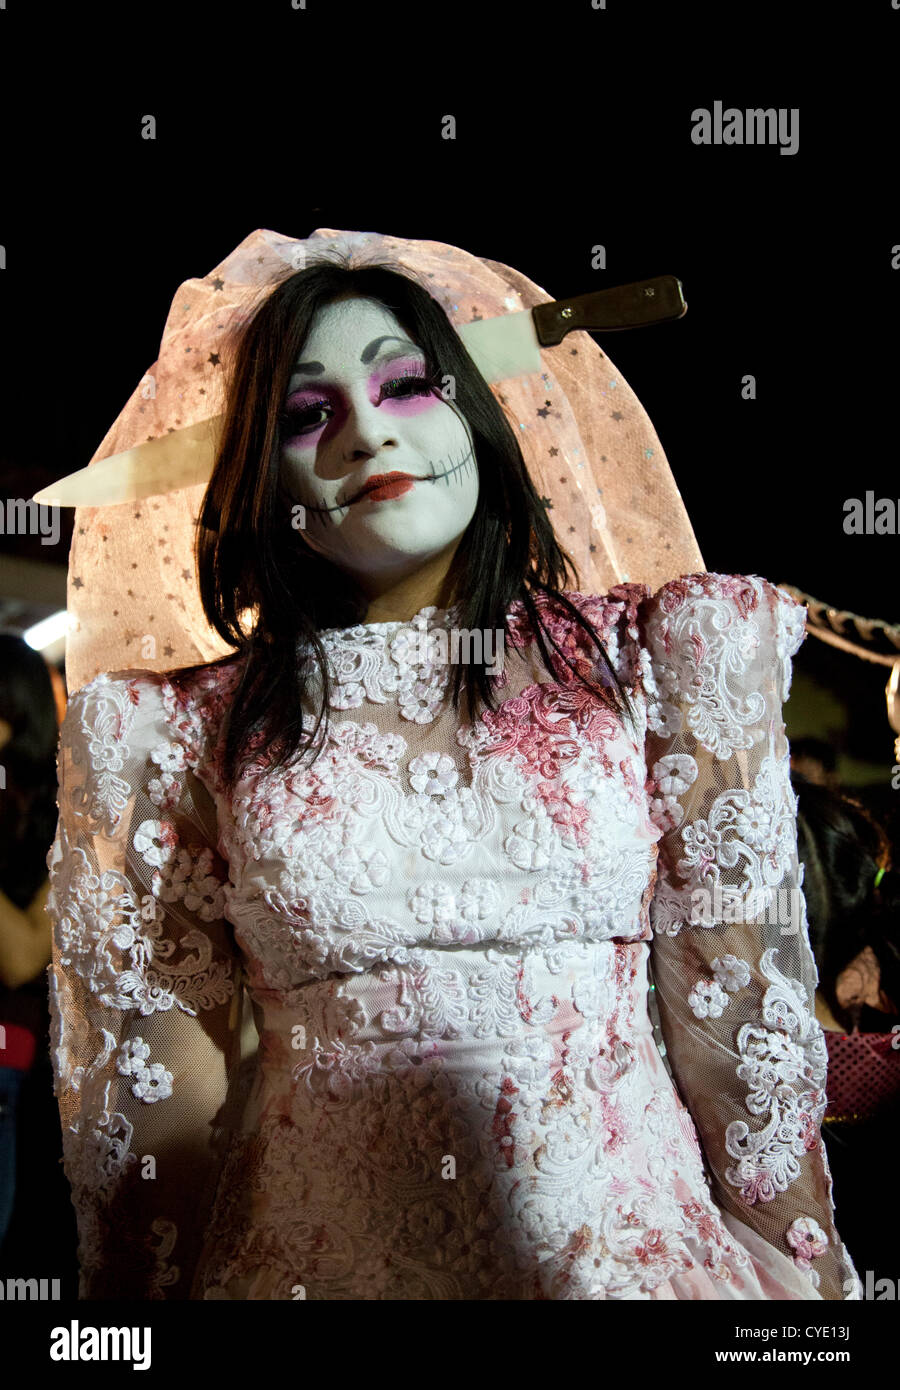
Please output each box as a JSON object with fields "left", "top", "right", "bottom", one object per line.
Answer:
{"left": 281, "top": 401, "right": 331, "bottom": 434}
{"left": 381, "top": 373, "right": 434, "bottom": 398}
{"left": 281, "top": 373, "right": 435, "bottom": 437}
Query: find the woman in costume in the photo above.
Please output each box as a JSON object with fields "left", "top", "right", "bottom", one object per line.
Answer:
{"left": 43, "top": 229, "right": 860, "bottom": 1299}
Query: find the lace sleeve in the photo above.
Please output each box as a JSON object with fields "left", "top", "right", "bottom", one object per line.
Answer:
{"left": 45, "top": 670, "right": 240, "bottom": 1300}
{"left": 639, "top": 574, "right": 861, "bottom": 1301}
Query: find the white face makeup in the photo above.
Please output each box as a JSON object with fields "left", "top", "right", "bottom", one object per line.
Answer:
{"left": 278, "top": 296, "right": 479, "bottom": 587}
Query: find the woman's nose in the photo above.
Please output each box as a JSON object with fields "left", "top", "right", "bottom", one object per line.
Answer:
{"left": 338, "top": 391, "right": 399, "bottom": 454}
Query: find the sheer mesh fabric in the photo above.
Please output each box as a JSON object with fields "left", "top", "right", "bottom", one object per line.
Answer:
{"left": 640, "top": 575, "right": 859, "bottom": 1300}
{"left": 46, "top": 675, "right": 244, "bottom": 1298}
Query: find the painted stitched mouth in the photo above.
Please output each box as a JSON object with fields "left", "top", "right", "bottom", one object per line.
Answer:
{"left": 351, "top": 472, "right": 420, "bottom": 504}
{"left": 301, "top": 445, "right": 477, "bottom": 522}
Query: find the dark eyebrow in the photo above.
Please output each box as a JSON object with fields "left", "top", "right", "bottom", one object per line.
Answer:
{"left": 291, "top": 336, "right": 422, "bottom": 377}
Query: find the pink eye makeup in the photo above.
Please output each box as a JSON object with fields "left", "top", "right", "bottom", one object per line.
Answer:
{"left": 280, "top": 358, "right": 442, "bottom": 440}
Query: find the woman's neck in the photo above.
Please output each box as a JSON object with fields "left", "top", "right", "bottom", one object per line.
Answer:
{"left": 360, "top": 542, "right": 461, "bottom": 625}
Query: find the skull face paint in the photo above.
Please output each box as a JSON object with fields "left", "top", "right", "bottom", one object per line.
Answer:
{"left": 278, "top": 297, "right": 479, "bottom": 588}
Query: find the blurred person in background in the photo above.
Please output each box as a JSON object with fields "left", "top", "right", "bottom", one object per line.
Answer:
{"left": 0, "top": 633, "right": 77, "bottom": 1287}
{"left": 790, "top": 736, "right": 839, "bottom": 792}
{"left": 793, "top": 772, "right": 900, "bottom": 1289}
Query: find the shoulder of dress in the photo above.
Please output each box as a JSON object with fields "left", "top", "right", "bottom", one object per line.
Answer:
{"left": 636, "top": 573, "right": 808, "bottom": 707}
{"left": 62, "top": 667, "right": 167, "bottom": 722}
{"left": 642, "top": 572, "right": 804, "bottom": 621}
{"left": 64, "top": 656, "right": 245, "bottom": 765}
{"left": 511, "top": 576, "right": 803, "bottom": 629}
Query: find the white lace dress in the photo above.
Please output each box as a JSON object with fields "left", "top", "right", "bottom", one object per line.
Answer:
{"left": 45, "top": 573, "right": 861, "bottom": 1300}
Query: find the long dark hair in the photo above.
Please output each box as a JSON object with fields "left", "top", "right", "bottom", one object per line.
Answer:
{"left": 793, "top": 773, "right": 900, "bottom": 1032}
{"left": 0, "top": 635, "right": 60, "bottom": 910}
{"left": 182, "top": 250, "right": 636, "bottom": 793}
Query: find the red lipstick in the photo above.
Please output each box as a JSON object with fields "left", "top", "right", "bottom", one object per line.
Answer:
{"left": 354, "top": 472, "right": 419, "bottom": 503}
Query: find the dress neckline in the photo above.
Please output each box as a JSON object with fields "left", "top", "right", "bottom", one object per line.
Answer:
{"left": 317, "top": 601, "right": 465, "bottom": 640}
